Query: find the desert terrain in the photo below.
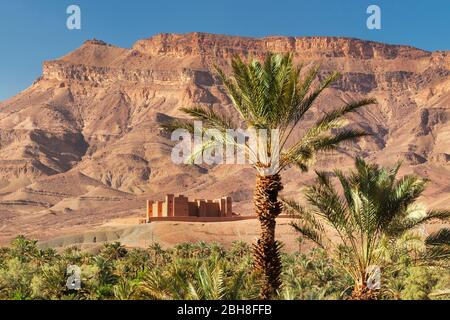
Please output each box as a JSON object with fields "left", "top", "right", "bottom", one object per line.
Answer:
{"left": 0, "top": 33, "right": 449, "bottom": 247}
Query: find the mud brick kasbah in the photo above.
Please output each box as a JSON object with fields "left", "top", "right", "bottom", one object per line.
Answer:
{"left": 146, "top": 194, "right": 233, "bottom": 221}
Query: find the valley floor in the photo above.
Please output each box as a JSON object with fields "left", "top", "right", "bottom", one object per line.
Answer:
{"left": 38, "top": 217, "right": 304, "bottom": 253}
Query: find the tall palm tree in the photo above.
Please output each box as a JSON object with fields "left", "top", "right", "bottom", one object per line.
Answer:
{"left": 283, "top": 158, "right": 450, "bottom": 299}
{"left": 162, "top": 53, "right": 376, "bottom": 298}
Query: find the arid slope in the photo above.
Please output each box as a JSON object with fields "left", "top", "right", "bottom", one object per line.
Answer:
{"left": 0, "top": 33, "right": 449, "bottom": 244}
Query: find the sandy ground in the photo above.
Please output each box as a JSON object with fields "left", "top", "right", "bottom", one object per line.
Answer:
{"left": 36, "top": 214, "right": 449, "bottom": 254}
{"left": 38, "top": 216, "right": 304, "bottom": 253}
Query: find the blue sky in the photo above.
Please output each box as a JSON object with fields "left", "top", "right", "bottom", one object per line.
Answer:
{"left": 0, "top": 0, "right": 449, "bottom": 101}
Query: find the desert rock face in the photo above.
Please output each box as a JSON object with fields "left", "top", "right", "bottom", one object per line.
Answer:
{"left": 0, "top": 33, "right": 449, "bottom": 243}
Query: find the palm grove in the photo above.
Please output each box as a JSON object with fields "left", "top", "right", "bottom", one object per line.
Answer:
{"left": 0, "top": 53, "right": 448, "bottom": 300}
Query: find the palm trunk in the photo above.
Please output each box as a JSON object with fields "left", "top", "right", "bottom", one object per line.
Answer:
{"left": 350, "top": 283, "right": 379, "bottom": 300}
{"left": 252, "top": 173, "right": 283, "bottom": 299}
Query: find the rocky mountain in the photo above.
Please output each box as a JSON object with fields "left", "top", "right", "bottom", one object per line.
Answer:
{"left": 0, "top": 33, "right": 449, "bottom": 243}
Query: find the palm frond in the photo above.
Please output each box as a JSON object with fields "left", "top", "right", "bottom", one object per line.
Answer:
{"left": 281, "top": 129, "right": 367, "bottom": 171}
{"left": 160, "top": 119, "right": 195, "bottom": 134}
{"left": 290, "top": 222, "right": 326, "bottom": 249}
{"left": 422, "top": 229, "right": 450, "bottom": 261}
{"left": 180, "top": 106, "right": 236, "bottom": 130}
{"left": 316, "top": 98, "right": 377, "bottom": 130}
{"left": 281, "top": 64, "right": 321, "bottom": 128}
{"left": 281, "top": 197, "right": 328, "bottom": 249}
{"left": 303, "top": 176, "right": 352, "bottom": 236}
{"left": 425, "top": 228, "right": 450, "bottom": 246}
{"left": 289, "top": 71, "right": 341, "bottom": 128}
{"left": 313, "top": 129, "right": 368, "bottom": 151}
{"left": 392, "top": 176, "right": 427, "bottom": 209}
{"left": 215, "top": 65, "right": 251, "bottom": 122}
{"left": 387, "top": 210, "right": 450, "bottom": 236}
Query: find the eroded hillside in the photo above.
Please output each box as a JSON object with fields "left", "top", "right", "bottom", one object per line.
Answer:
{"left": 0, "top": 33, "right": 449, "bottom": 243}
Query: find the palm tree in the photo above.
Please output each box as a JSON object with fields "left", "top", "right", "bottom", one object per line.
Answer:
{"left": 113, "top": 279, "right": 139, "bottom": 300}
{"left": 162, "top": 53, "right": 376, "bottom": 298}
{"left": 10, "top": 235, "right": 39, "bottom": 263}
{"left": 283, "top": 158, "right": 450, "bottom": 299}
{"left": 100, "top": 242, "right": 128, "bottom": 261}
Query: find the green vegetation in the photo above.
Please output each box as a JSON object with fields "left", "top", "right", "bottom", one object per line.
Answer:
{"left": 163, "top": 52, "right": 376, "bottom": 298}
{"left": 283, "top": 158, "right": 450, "bottom": 300}
{"left": 0, "top": 237, "right": 448, "bottom": 300}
